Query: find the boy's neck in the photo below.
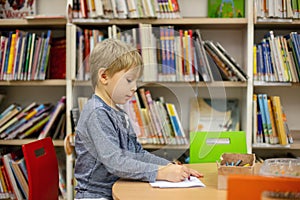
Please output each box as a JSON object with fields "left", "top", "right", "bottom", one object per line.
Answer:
{"left": 95, "top": 87, "right": 117, "bottom": 110}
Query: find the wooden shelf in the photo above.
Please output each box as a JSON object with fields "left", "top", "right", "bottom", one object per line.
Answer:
{"left": 252, "top": 131, "right": 300, "bottom": 150}
{"left": 0, "top": 79, "right": 66, "bottom": 86}
{"left": 72, "top": 17, "right": 248, "bottom": 29}
{"left": 0, "top": 18, "right": 67, "bottom": 28}
{"left": 142, "top": 144, "right": 189, "bottom": 150}
{"left": 73, "top": 80, "right": 247, "bottom": 88}
{"left": 0, "top": 139, "right": 64, "bottom": 147}
{"left": 254, "top": 81, "right": 300, "bottom": 87}
{"left": 254, "top": 19, "right": 300, "bottom": 29}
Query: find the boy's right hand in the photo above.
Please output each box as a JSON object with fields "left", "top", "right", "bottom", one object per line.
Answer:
{"left": 156, "top": 163, "right": 202, "bottom": 182}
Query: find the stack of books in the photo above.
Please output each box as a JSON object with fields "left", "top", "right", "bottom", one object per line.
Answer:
{"left": 0, "top": 96, "right": 66, "bottom": 140}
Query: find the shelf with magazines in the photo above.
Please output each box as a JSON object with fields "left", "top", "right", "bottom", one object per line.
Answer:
{"left": 252, "top": 2, "right": 300, "bottom": 158}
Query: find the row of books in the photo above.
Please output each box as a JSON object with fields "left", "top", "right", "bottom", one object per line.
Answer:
{"left": 69, "top": 90, "right": 188, "bottom": 145}
{"left": 75, "top": 25, "right": 248, "bottom": 82}
{"left": 0, "top": 30, "right": 52, "bottom": 81}
{"left": 0, "top": 148, "right": 67, "bottom": 199}
{"left": 252, "top": 94, "right": 293, "bottom": 146}
{"left": 0, "top": 151, "right": 28, "bottom": 199}
{"left": 253, "top": 31, "right": 300, "bottom": 83}
{"left": 122, "top": 88, "right": 188, "bottom": 145}
{"left": 0, "top": 96, "right": 66, "bottom": 140}
{"left": 255, "top": 0, "right": 300, "bottom": 21}
{"left": 71, "top": 0, "right": 181, "bottom": 20}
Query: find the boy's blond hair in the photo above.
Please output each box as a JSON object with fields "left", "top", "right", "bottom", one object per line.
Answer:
{"left": 89, "top": 38, "right": 143, "bottom": 89}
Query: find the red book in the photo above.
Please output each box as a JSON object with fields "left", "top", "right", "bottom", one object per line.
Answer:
{"left": 80, "top": 0, "right": 88, "bottom": 18}
{"left": 49, "top": 38, "right": 66, "bottom": 79}
{"left": 84, "top": 29, "right": 90, "bottom": 80}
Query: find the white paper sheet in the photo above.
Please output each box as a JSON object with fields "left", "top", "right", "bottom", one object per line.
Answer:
{"left": 149, "top": 176, "right": 205, "bottom": 188}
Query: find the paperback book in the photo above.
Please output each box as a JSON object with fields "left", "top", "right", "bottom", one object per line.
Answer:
{"left": 0, "top": 0, "right": 36, "bottom": 18}
{"left": 189, "top": 98, "right": 240, "bottom": 132}
{"left": 207, "top": 0, "right": 244, "bottom": 18}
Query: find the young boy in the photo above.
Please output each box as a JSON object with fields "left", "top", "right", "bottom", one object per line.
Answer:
{"left": 74, "top": 38, "right": 202, "bottom": 200}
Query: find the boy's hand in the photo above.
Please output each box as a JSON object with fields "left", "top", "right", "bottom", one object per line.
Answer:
{"left": 156, "top": 163, "right": 203, "bottom": 182}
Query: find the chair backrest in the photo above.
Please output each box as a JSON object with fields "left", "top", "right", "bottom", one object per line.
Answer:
{"left": 22, "top": 137, "right": 59, "bottom": 200}
{"left": 189, "top": 131, "right": 247, "bottom": 163}
{"left": 227, "top": 174, "right": 300, "bottom": 200}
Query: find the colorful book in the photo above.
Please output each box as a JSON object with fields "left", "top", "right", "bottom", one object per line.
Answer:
{"left": 38, "top": 96, "right": 66, "bottom": 139}
{"left": 0, "top": 104, "right": 45, "bottom": 139}
{"left": 2, "top": 154, "right": 23, "bottom": 200}
{"left": 39, "top": 30, "right": 52, "bottom": 80}
{"left": 18, "top": 115, "right": 50, "bottom": 139}
{"left": 257, "top": 94, "right": 269, "bottom": 143}
{"left": 0, "top": 0, "right": 36, "bottom": 18}
{"left": 192, "top": 29, "right": 213, "bottom": 82}
{"left": 207, "top": 0, "right": 245, "bottom": 18}
{"left": 165, "top": 103, "right": 188, "bottom": 145}
{"left": 10, "top": 159, "right": 28, "bottom": 199}
{"left": 267, "top": 98, "right": 279, "bottom": 144}
{"left": 270, "top": 96, "right": 288, "bottom": 145}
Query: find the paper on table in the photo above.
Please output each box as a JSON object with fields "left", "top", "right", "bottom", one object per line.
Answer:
{"left": 149, "top": 176, "right": 205, "bottom": 188}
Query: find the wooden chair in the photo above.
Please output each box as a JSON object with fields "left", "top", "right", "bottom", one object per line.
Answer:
{"left": 227, "top": 174, "right": 300, "bottom": 200}
{"left": 22, "top": 137, "right": 59, "bottom": 200}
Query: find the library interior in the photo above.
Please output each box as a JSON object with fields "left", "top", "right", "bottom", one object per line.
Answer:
{"left": 0, "top": 0, "right": 299, "bottom": 199}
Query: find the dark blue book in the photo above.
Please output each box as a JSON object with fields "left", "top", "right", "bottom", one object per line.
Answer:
{"left": 13, "top": 31, "right": 24, "bottom": 80}
{"left": 3, "top": 31, "right": 13, "bottom": 80}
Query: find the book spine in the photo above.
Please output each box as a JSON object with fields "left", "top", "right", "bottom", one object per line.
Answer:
{"left": 270, "top": 96, "right": 288, "bottom": 145}
{"left": 38, "top": 96, "right": 66, "bottom": 139}
{"left": 39, "top": 30, "right": 52, "bottom": 80}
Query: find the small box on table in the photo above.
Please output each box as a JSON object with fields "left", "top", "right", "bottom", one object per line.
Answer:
{"left": 217, "top": 153, "right": 255, "bottom": 190}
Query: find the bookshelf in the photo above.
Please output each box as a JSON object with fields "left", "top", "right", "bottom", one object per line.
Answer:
{"left": 252, "top": 15, "right": 300, "bottom": 157}
{"left": 0, "top": 0, "right": 68, "bottom": 199}
{"left": 65, "top": 0, "right": 252, "bottom": 199}
{"left": 0, "top": 0, "right": 299, "bottom": 199}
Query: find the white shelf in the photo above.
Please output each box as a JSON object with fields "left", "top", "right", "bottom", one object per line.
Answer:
{"left": 0, "top": 139, "right": 64, "bottom": 147}
{"left": 0, "top": 80, "right": 66, "bottom": 86}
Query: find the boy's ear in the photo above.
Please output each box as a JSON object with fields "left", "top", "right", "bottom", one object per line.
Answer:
{"left": 98, "top": 68, "right": 108, "bottom": 84}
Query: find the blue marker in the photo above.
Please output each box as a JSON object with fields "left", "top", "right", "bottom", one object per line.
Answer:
{"left": 235, "top": 160, "right": 242, "bottom": 166}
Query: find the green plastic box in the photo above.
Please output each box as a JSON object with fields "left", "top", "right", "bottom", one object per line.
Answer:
{"left": 189, "top": 131, "right": 247, "bottom": 163}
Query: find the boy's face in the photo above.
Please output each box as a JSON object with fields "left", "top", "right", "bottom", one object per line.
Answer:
{"left": 106, "top": 67, "right": 140, "bottom": 105}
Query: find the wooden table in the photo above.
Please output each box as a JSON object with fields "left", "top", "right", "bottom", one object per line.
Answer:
{"left": 112, "top": 163, "right": 227, "bottom": 200}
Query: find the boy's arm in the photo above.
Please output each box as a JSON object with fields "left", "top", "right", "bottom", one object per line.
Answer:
{"left": 131, "top": 139, "right": 171, "bottom": 165}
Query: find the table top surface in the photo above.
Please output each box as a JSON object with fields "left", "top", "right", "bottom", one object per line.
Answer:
{"left": 112, "top": 163, "right": 227, "bottom": 200}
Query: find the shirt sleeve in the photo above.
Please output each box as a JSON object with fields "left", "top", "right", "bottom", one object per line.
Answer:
{"left": 79, "top": 109, "right": 160, "bottom": 182}
{"left": 132, "top": 139, "right": 171, "bottom": 165}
